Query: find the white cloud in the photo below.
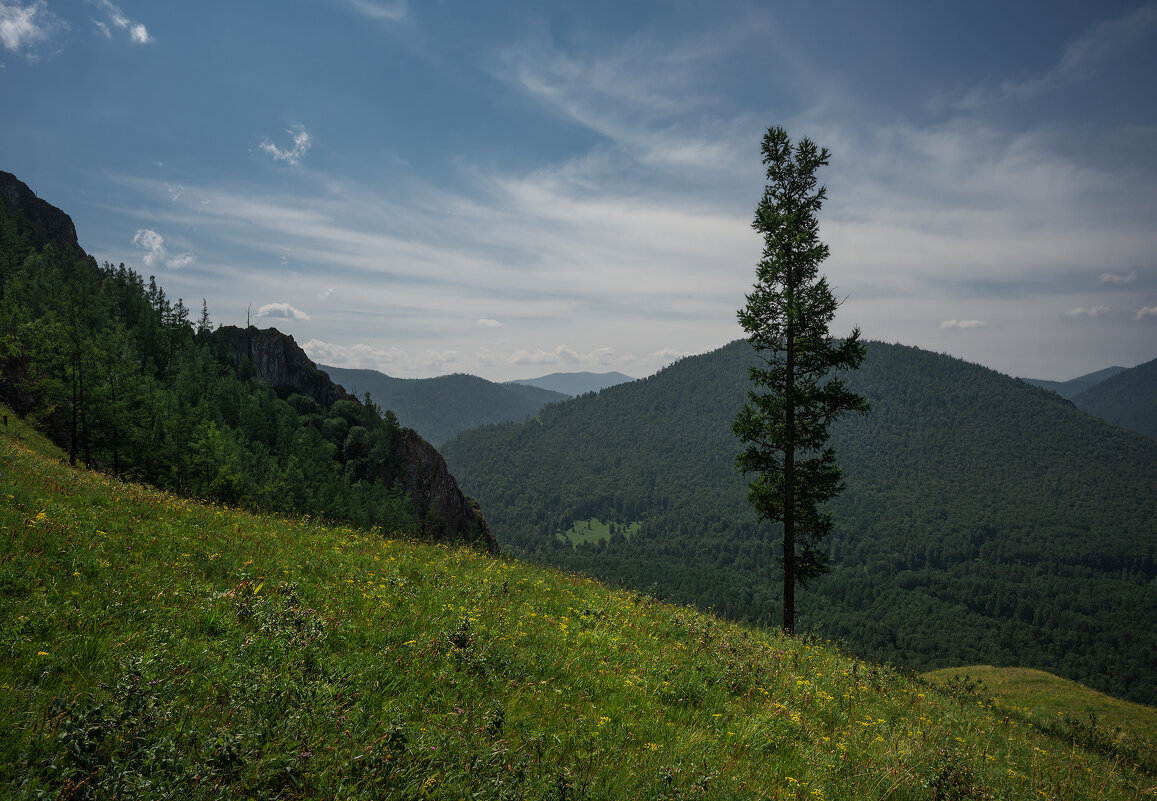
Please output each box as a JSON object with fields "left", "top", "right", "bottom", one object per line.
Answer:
{"left": 1137, "top": 306, "right": 1157, "bottom": 321}
{"left": 132, "top": 228, "right": 165, "bottom": 267}
{"left": 317, "top": 287, "right": 335, "bottom": 300}
{"left": 476, "top": 318, "right": 502, "bottom": 327}
{"left": 132, "top": 228, "right": 194, "bottom": 270}
{"left": 1064, "top": 305, "right": 1110, "bottom": 317}
{"left": 0, "top": 1, "right": 65, "bottom": 54}
{"left": 1100, "top": 268, "right": 1138, "bottom": 284}
{"left": 939, "top": 319, "right": 988, "bottom": 330}
{"left": 260, "top": 125, "right": 312, "bottom": 166}
{"left": 256, "top": 302, "right": 310, "bottom": 321}
{"left": 87, "top": 0, "right": 151, "bottom": 44}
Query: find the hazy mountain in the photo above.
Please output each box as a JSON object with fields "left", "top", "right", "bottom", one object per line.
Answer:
{"left": 1019, "top": 365, "right": 1127, "bottom": 400}
{"left": 506, "top": 371, "right": 635, "bottom": 397}
{"left": 319, "top": 365, "right": 568, "bottom": 446}
{"left": 1071, "top": 357, "right": 1157, "bottom": 441}
{"left": 442, "top": 340, "right": 1157, "bottom": 704}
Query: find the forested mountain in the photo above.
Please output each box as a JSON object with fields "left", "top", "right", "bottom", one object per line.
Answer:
{"left": 1070, "top": 357, "right": 1157, "bottom": 441}
{"left": 507, "top": 370, "right": 635, "bottom": 397}
{"left": 319, "top": 365, "right": 568, "bottom": 446}
{"left": 1020, "top": 365, "right": 1127, "bottom": 400}
{"left": 442, "top": 339, "right": 1157, "bottom": 705}
{"left": 0, "top": 173, "right": 494, "bottom": 551}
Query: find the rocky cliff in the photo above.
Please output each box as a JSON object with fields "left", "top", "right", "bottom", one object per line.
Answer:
{"left": 207, "top": 325, "right": 357, "bottom": 410}
{"left": 0, "top": 171, "right": 83, "bottom": 254}
{"left": 384, "top": 428, "right": 498, "bottom": 554}
{"left": 207, "top": 324, "right": 496, "bottom": 552}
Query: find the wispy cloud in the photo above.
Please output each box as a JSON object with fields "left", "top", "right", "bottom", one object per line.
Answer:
{"left": 1064, "top": 305, "right": 1111, "bottom": 317}
{"left": 496, "top": 22, "right": 761, "bottom": 177}
{"left": 940, "top": 319, "right": 988, "bottom": 330}
{"left": 337, "top": 0, "right": 406, "bottom": 22}
{"left": 260, "top": 125, "right": 312, "bottom": 167}
{"left": 1137, "top": 306, "right": 1157, "bottom": 321}
{"left": 87, "top": 0, "right": 152, "bottom": 44}
{"left": 476, "top": 318, "right": 502, "bottom": 328}
{"left": 256, "top": 302, "right": 310, "bottom": 321}
{"left": 1100, "top": 268, "right": 1138, "bottom": 284}
{"left": 303, "top": 338, "right": 462, "bottom": 376}
{"left": 0, "top": 1, "right": 65, "bottom": 55}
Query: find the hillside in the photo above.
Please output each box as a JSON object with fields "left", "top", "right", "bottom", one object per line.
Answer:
{"left": 2, "top": 408, "right": 1152, "bottom": 799}
{"left": 507, "top": 370, "right": 635, "bottom": 397}
{"left": 0, "top": 175, "right": 492, "bottom": 551}
{"left": 1071, "top": 357, "right": 1157, "bottom": 441}
{"left": 442, "top": 340, "right": 1157, "bottom": 705}
{"left": 320, "top": 366, "right": 568, "bottom": 446}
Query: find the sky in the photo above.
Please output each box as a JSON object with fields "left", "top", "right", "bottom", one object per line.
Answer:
{"left": 3, "top": 0, "right": 1156, "bottom": 382}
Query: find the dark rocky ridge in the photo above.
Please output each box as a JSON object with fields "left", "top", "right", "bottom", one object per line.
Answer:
{"left": 208, "top": 325, "right": 358, "bottom": 410}
{"left": 384, "top": 429, "right": 498, "bottom": 554}
{"left": 205, "top": 325, "right": 496, "bottom": 552}
{"left": 0, "top": 171, "right": 83, "bottom": 254}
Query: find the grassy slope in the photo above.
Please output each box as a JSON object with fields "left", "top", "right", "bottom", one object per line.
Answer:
{"left": 2, "top": 407, "right": 1154, "bottom": 800}
{"left": 924, "top": 666, "right": 1157, "bottom": 744}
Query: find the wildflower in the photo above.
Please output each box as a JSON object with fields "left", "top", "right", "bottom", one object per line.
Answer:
{"left": 37, "top": 651, "right": 49, "bottom": 657}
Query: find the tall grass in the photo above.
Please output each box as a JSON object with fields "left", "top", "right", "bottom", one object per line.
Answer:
{"left": 2, "top": 408, "right": 1153, "bottom": 799}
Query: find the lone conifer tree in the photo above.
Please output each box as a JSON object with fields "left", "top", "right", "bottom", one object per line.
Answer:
{"left": 733, "top": 126, "right": 869, "bottom": 635}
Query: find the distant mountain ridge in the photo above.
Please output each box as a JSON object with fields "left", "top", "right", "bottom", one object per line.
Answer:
{"left": 1070, "top": 357, "right": 1157, "bottom": 441}
{"left": 442, "top": 339, "right": 1157, "bottom": 705}
{"left": 1020, "top": 366, "right": 1128, "bottom": 400}
{"left": 319, "top": 365, "right": 569, "bottom": 446}
{"left": 1021, "top": 360, "right": 1156, "bottom": 440}
{"left": 507, "top": 371, "right": 634, "bottom": 397}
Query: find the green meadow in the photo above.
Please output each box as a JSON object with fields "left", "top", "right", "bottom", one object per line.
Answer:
{"left": 558, "top": 518, "right": 640, "bottom": 546}
{"left": 2, "top": 406, "right": 1154, "bottom": 799}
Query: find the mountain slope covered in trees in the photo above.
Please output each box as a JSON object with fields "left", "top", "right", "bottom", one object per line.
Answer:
{"left": 0, "top": 173, "right": 493, "bottom": 551}
{"left": 319, "top": 365, "right": 567, "bottom": 446}
{"left": 442, "top": 339, "right": 1157, "bottom": 704}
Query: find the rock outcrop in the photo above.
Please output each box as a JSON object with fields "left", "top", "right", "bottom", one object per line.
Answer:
{"left": 208, "top": 324, "right": 496, "bottom": 552}
{"left": 207, "top": 325, "right": 357, "bottom": 410}
{"left": 383, "top": 428, "right": 499, "bottom": 554}
{"left": 0, "top": 171, "right": 83, "bottom": 254}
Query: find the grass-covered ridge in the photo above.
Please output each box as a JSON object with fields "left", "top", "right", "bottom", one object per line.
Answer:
{"left": 2, "top": 408, "right": 1154, "bottom": 799}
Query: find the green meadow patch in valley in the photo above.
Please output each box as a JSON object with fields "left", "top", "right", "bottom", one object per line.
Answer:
{"left": 557, "top": 518, "right": 640, "bottom": 546}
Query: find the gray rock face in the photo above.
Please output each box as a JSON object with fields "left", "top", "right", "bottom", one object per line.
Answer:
{"left": 209, "top": 325, "right": 497, "bottom": 552}
{"left": 208, "top": 325, "right": 357, "bottom": 410}
{"left": 0, "top": 171, "right": 82, "bottom": 253}
{"left": 383, "top": 428, "right": 498, "bottom": 554}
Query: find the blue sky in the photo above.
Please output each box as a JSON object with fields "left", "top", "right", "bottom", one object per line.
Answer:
{"left": 3, "top": 0, "right": 1155, "bottom": 381}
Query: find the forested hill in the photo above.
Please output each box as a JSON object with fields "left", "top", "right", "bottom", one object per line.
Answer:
{"left": 441, "top": 339, "right": 1157, "bottom": 705}
{"left": 1070, "top": 356, "right": 1157, "bottom": 441}
{"left": 0, "top": 173, "right": 494, "bottom": 552}
{"left": 320, "top": 365, "right": 567, "bottom": 446}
